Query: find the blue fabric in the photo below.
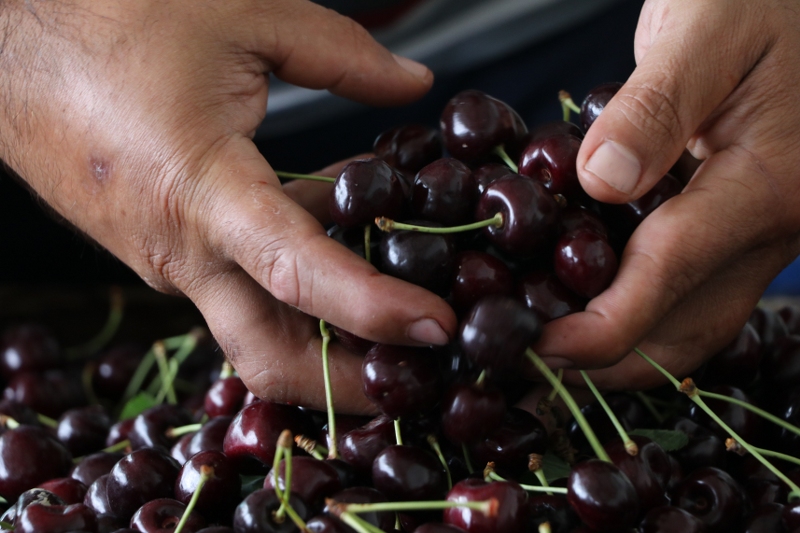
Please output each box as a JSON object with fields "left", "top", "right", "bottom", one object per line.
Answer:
{"left": 766, "top": 258, "right": 800, "bottom": 296}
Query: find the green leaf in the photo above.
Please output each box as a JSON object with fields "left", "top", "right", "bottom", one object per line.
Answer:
{"left": 119, "top": 391, "right": 157, "bottom": 420}
{"left": 541, "top": 450, "right": 572, "bottom": 481}
{"left": 629, "top": 429, "right": 689, "bottom": 451}
{"left": 241, "top": 475, "right": 266, "bottom": 498}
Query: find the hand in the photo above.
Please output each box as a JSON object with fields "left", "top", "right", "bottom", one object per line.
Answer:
{"left": 0, "top": 0, "right": 457, "bottom": 412}
{"left": 535, "top": 0, "right": 800, "bottom": 389}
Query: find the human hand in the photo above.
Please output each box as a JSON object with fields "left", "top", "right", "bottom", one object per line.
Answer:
{"left": 0, "top": 0, "right": 456, "bottom": 412}
{"left": 535, "top": 0, "right": 800, "bottom": 388}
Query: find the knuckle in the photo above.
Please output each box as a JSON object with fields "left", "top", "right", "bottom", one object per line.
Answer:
{"left": 616, "top": 78, "right": 685, "bottom": 148}
{"left": 252, "top": 237, "right": 303, "bottom": 308}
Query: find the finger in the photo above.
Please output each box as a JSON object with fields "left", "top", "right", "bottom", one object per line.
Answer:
{"left": 205, "top": 139, "right": 457, "bottom": 347}
{"left": 247, "top": 0, "right": 432, "bottom": 105}
{"left": 577, "top": 1, "right": 769, "bottom": 203}
{"left": 186, "top": 266, "right": 376, "bottom": 413}
{"left": 536, "top": 146, "right": 780, "bottom": 369}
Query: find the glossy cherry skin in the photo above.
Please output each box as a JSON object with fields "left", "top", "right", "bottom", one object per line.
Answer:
{"left": 223, "top": 401, "right": 314, "bottom": 473}
{"left": 3, "top": 369, "right": 84, "bottom": 418}
{"left": 580, "top": 81, "right": 622, "bottom": 131}
{"left": 526, "top": 494, "right": 579, "bottom": 532}
{"left": 567, "top": 459, "right": 639, "bottom": 531}
{"left": 37, "top": 477, "right": 88, "bottom": 505}
{"left": 450, "top": 251, "right": 514, "bottom": 314}
{"left": 0, "top": 425, "right": 73, "bottom": 500}
{"left": 92, "top": 344, "right": 148, "bottom": 401}
{"left": 554, "top": 229, "right": 618, "bottom": 299}
{"left": 441, "top": 382, "right": 506, "bottom": 444}
{"left": 129, "top": 404, "right": 194, "bottom": 453}
{"left": 362, "top": 344, "right": 441, "bottom": 418}
{"left": 84, "top": 474, "right": 113, "bottom": 516}
{"left": 235, "top": 489, "right": 309, "bottom": 533}
{"left": 0, "top": 323, "right": 63, "bottom": 378}
{"left": 131, "top": 498, "right": 206, "bottom": 533}
{"left": 71, "top": 452, "right": 125, "bottom": 487}
{"left": 105, "top": 448, "right": 181, "bottom": 521}
{"left": 372, "top": 445, "right": 447, "bottom": 502}
{"left": 560, "top": 205, "right": 608, "bottom": 238}
{"left": 186, "top": 415, "right": 232, "bottom": 456}
{"left": 475, "top": 175, "right": 560, "bottom": 257}
{"left": 175, "top": 451, "right": 241, "bottom": 523}
{"left": 16, "top": 502, "right": 97, "bottom": 533}
{"left": 373, "top": 124, "right": 443, "bottom": 176}
{"left": 3, "top": 487, "right": 64, "bottom": 526}
{"left": 783, "top": 500, "right": 800, "bottom": 530}
{"left": 0, "top": 398, "right": 41, "bottom": 426}
{"left": 204, "top": 377, "right": 248, "bottom": 419}
{"left": 305, "top": 515, "right": 349, "bottom": 533}
{"left": 106, "top": 418, "right": 135, "bottom": 448}
{"left": 265, "top": 456, "right": 342, "bottom": 512}
{"left": 664, "top": 416, "right": 727, "bottom": 472}
{"left": 472, "top": 163, "right": 514, "bottom": 196}
{"left": 379, "top": 225, "right": 455, "bottom": 294}
{"left": 516, "top": 270, "right": 585, "bottom": 323}
{"left": 412, "top": 158, "right": 476, "bottom": 225}
{"left": 671, "top": 467, "right": 749, "bottom": 533}
{"left": 338, "top": 415, "right": 395, "bottom": 475}
{"left": 742, "top": 502, "right": 784, "bottom": 533}
{"left": 57, "top": 405, "right": 112, "bottom": 457}
{"left": 639, "top": 506, "right": 706, "bottom": 533}
{"left": 604, "top": 436, "right": 671, "bottom": 511}
{"left": 776, "top": 388, "right": 800, "bottom": 454}
{"left": 459, "top": 296, "right": 542, "bottom": 372}
{"left": 603, "top": 173, "right": 682, "bottom": 236}
{"left": 518, "top": 133, "right": 582, "bottom": 198}
{"left": 444, "top": 479, "right": 527, "bottom": 533}
{"left": 469, "top": 407, "right": 548, "bottom": 476}
{"left": 329, "top": 158, "right": 408, "bottom": 229}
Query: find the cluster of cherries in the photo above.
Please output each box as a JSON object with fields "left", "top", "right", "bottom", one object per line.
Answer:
{"left": 0, "top": 84, "right": 797, "bottom": 533}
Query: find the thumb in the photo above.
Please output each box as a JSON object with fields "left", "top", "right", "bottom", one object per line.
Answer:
{"left": 576, "top": 1, "right": 768, "bottom": 203}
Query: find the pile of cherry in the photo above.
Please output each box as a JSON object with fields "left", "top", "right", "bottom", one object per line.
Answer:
{"left": 0, "top": 85, "right": 798, "bottom": 533}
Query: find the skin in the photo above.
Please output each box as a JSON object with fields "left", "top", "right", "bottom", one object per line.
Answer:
{"left": 1, "top": 0, "right": 798, "bottom": 411}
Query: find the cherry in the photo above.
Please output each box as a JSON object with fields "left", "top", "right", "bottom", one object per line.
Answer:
{"left": 526, "top": 494, "right": 580, "bottom": 532}
{"left": 639, "top": 506, "right": 705, "bottom": 533}
{"left": 105, "top": 448, "right": 181, "bottom": 521}
{"left": 234, "top": 488, "right": 309, "bottom": 533}
{"left": 37, "top": 477, "right": 88, "bottom": 505}
{"left": 441, "top": 382, "right": 506, "bottom": 444}
{"left": 748, "top": 306, "right": 788, "bottom": 356}
{"left": 338, "top": 415, "right": 396, "bottom": 475}
{"left": 612, "top": 173, "right": 682, "bottom": 231}
{"left": 15, "top": 502, "right": 97, "bottom": 533}
{"left": 0, "top": 399, "right": 40, "bottom": 427}
{"left": 130, "top": 404, "right": 194, "bottom": 452}
{"left": 196, "top": 528, "right": 235, "bottom": 533}
{"left": 518, "top": 133, "right": 583, "bottom": 198}
{"left": 265, "top": 456, "right": 342, "bottom": 512}
{"left": 204, "top": 377, "right": 248, "bottom": 419}
{"left": 516, "top": 270, "right": 585, "bottom": 323}
{"left": 373, "top": 124, "right": 443, "bottom": 176}
{"left": 328, "top": 325, "right": 375, "bottom": 356}
{"left": 604, "top": 436, "right": 671, "bottom": 511}
{"left": 761, "top": 334, "right": 800, "bottom": 389}
{"left": 0, "top": 425, "right": 73, "bottom": 500}
{"left": 459, "top": 296, "right": 542, "bottom": 372}
{"left": 664, "top": 416, "right": 727, "bottom": 472}
{"left": 305, "top": 515, "right": 349, "bottom": 533}
{"left": 186, "top": 415, "right": 233, "bottom": 456}
{"left": 702, "top": 323, "right": 762, "bottom": 389}
{"left": 4, "top": 369, "right": 84, "bottom": 418}
{"left": 554, "top": 229, "right": 618, "bottom": 299}
{"left": 325, "top": 486, "right": 395, "bottom": 532}
{"left": 57, "top": 405, "right": 112, "bottom": 457}
{"left": 175, "top": 451, "right": 241, "bottom": 523}
{"left": 84, "top": 474, "right": 113, "bottom": 516}
{"left": 171, "top": 433, "right": 196, "bottom": 465}
{"left": 412, "top": 158, "right": 476, "bottom": 226}
{"left": 329, "top": 158, "right": 408, "bottom": 229}
{"left": 744, "top": 502, "right": 785, "bottom": 533}
{"left": 567, "top": 393, "right": 653, "bottom": 455}
{"left": 472, "top": 163, "right": 515, "bottom": 196}
{"left": 92, "top": 344, "right": 148, "bottom": 401}
{"left": 671, "top": 466, "right": 749, "bottom": 533}
{"left": 469, "top": 407, "right": 548, "bottom": 476}
{"left": 580, "top": 81, "right": 622, "bottom": 131}
{"left": 783, "top": 500, "right": 800, "bottom": 531}
{"left": 566, "top": 459, "right": 640, "bottom": 531}
{"left": 106, "top": 418, "right": 135, "bottom": 448}
{"left": 559, "top": 206, "right": 608, "bottom": 238}
{"left": 71, "top": 452, "right": 125, "bottom": 487}
{"left": 449, "top": 251, "right": 514, "bottom": 315}
{"left": 776, "top": 387, "right": 800, "bottom": 454}
{"left": 131, "top": 498, "right": 206, "bottom": 533}
{"left": 527, "top": 120, "right": 584, "bottom": 142}
{"left": 372, "top": 445, "right": 447, "bottom": 501}
{"left": 0, "top": 323, "right": 63, "bottom": 379}
{"left": 414, "top": 524, "right": 467, "bottom": 533}
{"left": 688, "top": 385, "right": 762, "bottom": 445}
{"left": 779, "top": 305, "right": 800, "bottom": 334}
{"left": 444, "top": 479, "right": 527, "bottom": 533}
{"left": 475, "top": 175, "right": 560, "bottom": 257}
{"left": 3, "top": 487, "right": 65, "bottom": 526}
{"left": 379, "top": 223, "right": 456, "bottom": 294}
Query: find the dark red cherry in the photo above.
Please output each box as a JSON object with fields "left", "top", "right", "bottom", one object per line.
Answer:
{"left": 0, "top": 425, "right": 73, "bottom": 500}
{"left": 469, "top": 407, "right": 548, "bottom": 476}
{"left": 129, "top": 404, "right": 194, "bottom": 452}
{"left": 329, "top": 158, "right": 408, "bottom": 229}
{"left": 748, "top": 306, "right": 788, "bottom": 356}
{"left": 71, "top": 452, "right": 125, "bottom": 487}
{"left": 664, "top": 416, "right": 727, "bottom": 472}
{"left": 671, "top": 466, "right": 749, "bottom": 533}
{"left": 518, "top": 133, "right": 582, "bottom": 198}
{"left": 566, "top": 459, "right": 640, "bottom": 531}
{"left": 554, "top": 229, "right": 618, "bottom": 299}
{"left": 702, "top": 323, "right": 762, "bottom": 389}
{"left": 604, "top": 173, "right": 682, "bottom": 234}
{"left": 373, "top": 124, "right": 443, "bottom": 176}
{"left": 327, "top": 225, "right": 382, "bottom": 268}
{"left": 15, "top": 502, "right": 97, "bottom": 533}
{"left": 3, "top": 487, "right": 65, "bottom": 526}
{"left": 475, "top": 175, "right": 560, "bottom": 257}
{"left": 37, "top": 477, "right": 88, "bottom": 505}
{"left": 92, "top": 344, "right": 148, "bottom": 401}
{"left": 175, "top": 451, "right": 240, "bottom": 523}
{"left": 526, "top": 494, "right": 579, "bottom": 532}
{"left": 516, "top": 270, "right": 585, "bottom": 323}
{"left": 83, "top": 474, "right": 112, "bottom": 516}
{"left": 204, "top": 377, "right": 248, "bottom": 419}
{"left": 372, "top": 445, "right": 447, "bottom": 501}
{"left": 265, "top": 456, "right": 342, "bottom": 512}
{"left": 379, "top": 223, "right": 455, "bottom": 294}
{"left": 105, "top": 448, "right": 181, "bottom": 521}
{"left": 4, "top": 369, "right": 84, "bottom": 418}
{"left": 472, "top": 163, "right": 515, "bottom": 196}
{"left": 131, "top": 498, "right": 206, "bottom": 533}
{"left": 57, "top": 405, "right": 112, "bottom": 457}
{"left": 528, "top": 120, "right": 584, "bottom": 142}
{"left": 306, "top": 515, "right": 349, "bottom": 533}
{"left": 441, "top": 382, "right": 505, "bottom": 444}
{"left": 196, "top": 528, "right": 235, "bottom": 533}
{"left": 186, "top": 415, "right": 232, "bottom": 456}
{"left": 338, "top": 415, "right": 395, "bottom": 475}
{"left": 450, "top": 251, "right": 514, "bottom": 314}
{"left": 604, "top": 436, "right": 671, "bottom": 511}
{"left": 744, "top": 502, "right": 785, "bottom": 533}
{"left": 0, "top": 323, "right": 63, "bottom": 378}
{"left": 559, "top": 206, "right": 608, "bottom": 238}
{"left": 776, "top": 388, "right": 800, "bottom": 454}
{"left": 640, "top": 506, "right": 705, "bottom": 533}
{"left": 444, "top": 478, "right": 527, "bottom": 533}
{"left": 412, "top": 158, "right": 476, "bottom": 225}
{"left": 106, "top": 418, "right": 135, "bottom": 448}
{"left": 325, "top": 486, "right": 395, "bottom": 532}
{"left": 170, "top": 433, "right": 195, "bottom": 465}
{"left": 779, "top": 305, "right": 800, "bottom": 334}
{"left": 362, "top": 344, "right": 441, "bottom": 418}
{"left": 580, "top": 82, "right": 622, "bottom": 131}
{"left": 566, "top": 393, "right": 653, "bottom": 455}
{"left": 783, "top": 500, "right": 800, "bottom": 530}
{"left": 0, "top": 399, "right": 41, "bottom": 426}
{"left": 688, "top": 385, "right": 762, "bottom": 444}
{"left": 235, "top": 488, "right": 309, "bottom": 533}
{"left": 459, "top": 296, "right": 542, "bottom": 372}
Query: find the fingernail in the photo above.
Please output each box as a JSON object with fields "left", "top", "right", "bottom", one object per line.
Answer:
{"left": 540, "top": 357, "right": 574, "bottom": 370}
{"left": 408, "top": 318, "right": 449, "bottom": 346}
{"left": 392, "top": 53, "right": 431, "bottom": 82}
{"left": 585, "top": 140, "right": 641, "bottom": 195}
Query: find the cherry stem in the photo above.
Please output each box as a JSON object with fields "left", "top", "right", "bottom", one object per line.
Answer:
{"left": 0, "top": 416, "right": 18, "bottom": 430}
{"left": 546, "top": 369, "right": 564, "bottom": 403}
{"left": 493, "top": 145, "right": 518, "bottom": 173}
{"left": 475, "top": 369, "right": 487, "bottom": 387}
{"left": 36, "top": 413, "right": 58, "bottom": 429}
{"left": 698, "top": 389, "right": 800, "bottom": 438}
{"left": 634, "top": 392, "right": 666, "bottom": 424}
{"left": 462, "top": 443, "right": 475, "bottom": 474}
{"left": 275, "top": 170, "right": 335, "bottom": 183}
{"left": 334, "top": 499, "right": 497, "bottom": 516}
{"left": 173, "top": 464, "right": 213, "bottom": 533}
{"left": 526, "top": 349, "right": 611, "bottom": 462}
{"left": 319, "top": 320, "right": 338, "bottom": 459}
{"left": 486, "top": 471, "right": 567, "bottom": 495}
{"left": 394, "top": 418, "right": 403, "bottom": 446}
{"left": 123, "top": 344, "right": 158, "bottom": 402}
{"left": 294, "top": 435, "right": 327, "bottom": 460}
{"left": 363, "top": 225, "right": 372, "bottom": 264}
{"left": 634, "top": 347, "right": 800, "bottom": 502}
{"left": 580, "top": 370, "right": 637, "bottom": 456}
{"left": 338, "top": 512, "right": 385, "bottom": 533}
{"left": 376, "top": 213, "right": 503, "bottom": 234}
{"left": 427, "top": 435, "right": 452, "bottom": 490}
{"left": 726, "top": 437, "right": 800, "bottom": 467}
{"left": 66, "top": 287, "right": 125, "bottom": 360}
{"left": 533, "top": 469, "right": 552, "bottom": 495}
{"left": 271, "top": 430, "right": 308, "bottom": 530}
{"left": 558, "top": 90, "right": 581, "bottom": 121}
{"left": 166, "top": 423, "right": 203, "bottom": 438}
{"left": 153, "top": 342, "right": 178, "bottom": 405}
{"left": 219, "top": 360, "right": 235, "bottom": 379}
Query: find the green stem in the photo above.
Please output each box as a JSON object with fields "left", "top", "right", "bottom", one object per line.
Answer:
{"left": 580, "top": 370, "right": 637, "bottom": 455}
{"left": 339, "top": 512, "right": 385, "bottom": 533}
{"left": 66, "top": 287, "right": 124, "bottom": 359}
{"left": 166, "top": 423, "right": 202, "bottom": 438}
{"left": 342, "top": 499, "right": 496, "bottom": 515}
{"left": 319, "top": 321, "right": 338, "bottom": 459}
{"left": 294, "top": 434, "right": 327, "bottom": 460}
{"left": 634, "top": 348, "right": 681, "bottom": 388}
{"left": 219, "top": 360, "right": 235, "bottom": 379}
{"left": 526, "top": 349, "right": 611, "bottom": 462}
{"left": 271, "top": 430, "right": 307, "bottom": 530}
{"left": 154, "top": 353, "right": 179, "bottom": 405}
{"left": 427, "top": 435, "right": 452, "bottom": 490}
{"left": 493, "top": 145, "right": 518, "bottom": 172}
{"left": 376, "top": 213, "right": 503, "bottom": 234}
{"left": 0, "top": 416, "right": 18, "bottom": 430}
{"left": 558, "top": 90, "right": 581, "bottom": 120}
{"left": 275, "top": 170, "right": 335, "bottom": 183}
{"left": 698, "top": 389, "right": 800, "bottom": 438}
{"left": 363, "top": 225, "right": 372, "bottom": 264}
{"left": 729, "top": 440, "right": 800, "bottom": 467}
{"left": 546, "top": 369, "right": 564, "bottom": 403}
{"left": 174, "top": 464, "right": 213, "bottom": 533}
{"left": 37, "top": 413, "right": 58, "bottom": 428}
{"left": 123, "top": 345, "right": 158, "bottom": 402}
{"left": 475, "top": 369, "right": 487, "bottom": 387}
{"left": 394, "top": 419, "right": 403, "bottom": 446}
{"left": 533, "top": 469, "right": 553, "bottom": 495}
{"left": 487, "top": 471, "right": 568, "bottom": 494}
